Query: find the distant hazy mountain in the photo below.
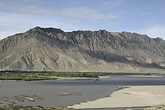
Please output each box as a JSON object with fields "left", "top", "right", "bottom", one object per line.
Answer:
{"left": 0, "top": 27, "right": 165, "bottom": 73}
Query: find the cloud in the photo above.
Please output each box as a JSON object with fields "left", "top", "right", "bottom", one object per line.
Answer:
{"left": 105, "top": 22, "right": 118, "bottom": 27}
{"left": 138, "top": 26, "right": 165, "bottom": 39}
{"left": 101, "top": 0, "right": 125, "bottom": 9}
{"left": 57, "top": 7, "right": 117, "bottom": 20}
{"left": 67, "top": 19, "right": 80, "bottom": 24}
{"left": 0, "top": 0, "right": 40, "bottom": 4}
{"left": 0, "top": 5, "right": 55, "bottom": 14}
{"left": 0, "top": 5, "right": 117, "bottom": 20}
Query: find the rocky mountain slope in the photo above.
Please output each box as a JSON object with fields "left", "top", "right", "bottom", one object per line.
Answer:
{"left": 0, "top": 27, "right": 165, "bottom": 73}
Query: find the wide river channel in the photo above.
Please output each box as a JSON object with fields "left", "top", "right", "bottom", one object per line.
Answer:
{"left": 0, "top": 75, "right": 165, "bottom": 107}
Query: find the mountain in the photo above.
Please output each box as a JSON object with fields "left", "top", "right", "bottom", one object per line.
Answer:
{"left": 0, "top": 27, "right": 165, "bottom": 73}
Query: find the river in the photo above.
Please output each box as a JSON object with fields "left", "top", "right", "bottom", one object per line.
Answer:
{"left": 0, "top": 75, "right": 165, "bottom": 107}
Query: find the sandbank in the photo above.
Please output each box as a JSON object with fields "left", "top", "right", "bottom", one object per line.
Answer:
{"left": 69, "top": 86, "right": 165, "bottom": 109}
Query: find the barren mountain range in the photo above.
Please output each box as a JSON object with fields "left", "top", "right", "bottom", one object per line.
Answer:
{"left": 0, "top": 27, "right": 165, "bottom": 73}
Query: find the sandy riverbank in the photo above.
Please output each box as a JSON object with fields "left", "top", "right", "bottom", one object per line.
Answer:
{"left": 47, "top": 75, "right": 111, "bottom": 80}
{"left": 69, "top": 86, "right": 165, "bottom": 109}
{"left": 127, "top": 75, "right": 163, "bottom": 78}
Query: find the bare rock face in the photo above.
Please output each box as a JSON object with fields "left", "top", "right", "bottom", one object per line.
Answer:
{"left": 0, "top": 27, "right": 165, "bottom": 73}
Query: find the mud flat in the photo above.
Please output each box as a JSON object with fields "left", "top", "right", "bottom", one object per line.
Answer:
{"left": 69, "top": 86, "right": 165, "bottom": 109}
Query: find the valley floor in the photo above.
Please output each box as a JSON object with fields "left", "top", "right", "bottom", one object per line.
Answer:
{"left": 1, "top": 73, "right": 165, "bottom": 110}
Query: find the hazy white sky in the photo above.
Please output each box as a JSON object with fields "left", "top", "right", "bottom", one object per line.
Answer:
{"left": 0, "top": 0, "right": 165, "bottom": 40}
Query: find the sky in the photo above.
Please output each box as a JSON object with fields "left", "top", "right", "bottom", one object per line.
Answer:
{"left": 0, "top": 0, "right": 165, "bottom": 40}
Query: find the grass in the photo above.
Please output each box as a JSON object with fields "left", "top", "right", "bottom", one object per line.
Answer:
{"left": 0, "top": 70, "right": 164, "bottom": 81}
{"left": 37, "top": 72, "right": 106, "bottom": 78}
{"left": 0, "top": 71, "right": 107, "bottom": 81}
{"left": 0, "top": 73, "right": 56, "bottom": 81}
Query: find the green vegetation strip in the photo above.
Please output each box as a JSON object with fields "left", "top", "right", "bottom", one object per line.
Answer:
{"left": 0, "top": 71, "right": 107, "bottom": 81}
{"left": 37, "top": 72, "right": 105, "bottom": 78}
{"left": 0, "top": 70, "right": 164, "bottom": 81}
{"left": 0, "top": 73, "right": 56, "bottom": 81}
